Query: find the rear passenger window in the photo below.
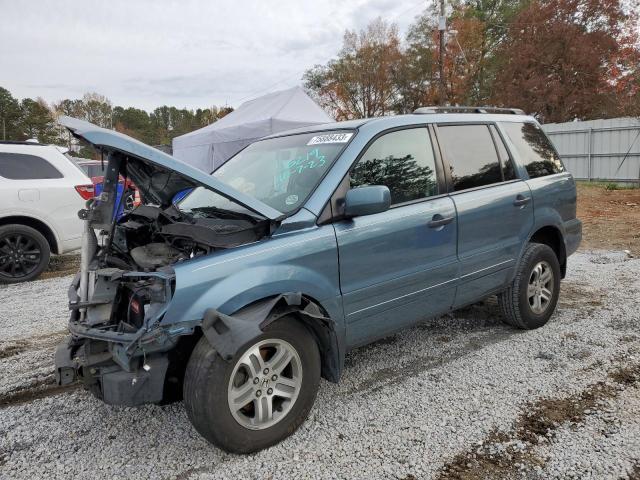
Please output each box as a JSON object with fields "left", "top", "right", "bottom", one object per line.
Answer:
{"left": 350, "top": 128, "right": 438, "bottom": 205}
{"left": 501, "top": 122, "right": 564, "bottom": 178}
{"left": 437, "top": 124, "right": 503, "bottom": 191}
{"left": 489, "top": 125, "right": 516, "bottom": 181}
{"left": 0, "top": 153, "right": 63, "bottom": 179}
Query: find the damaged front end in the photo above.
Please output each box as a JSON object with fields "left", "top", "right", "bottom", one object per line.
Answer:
{"left": 56, "top": 268, "right": 176, "bottom": 406}
{"left": 54, "top": 117, "right": 283, "bottom": 406}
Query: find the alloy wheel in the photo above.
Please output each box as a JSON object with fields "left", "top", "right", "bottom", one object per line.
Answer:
{"left": 227, "top": 338, "right": 302, "bottom": 430}
{"left": 527, "top": 260, "right": 554, "bottom": 314}
{"left": 0, "top": 233, "right": 42, "bottom": 279}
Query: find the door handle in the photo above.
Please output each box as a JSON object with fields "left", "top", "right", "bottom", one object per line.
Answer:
{"left": 513, "top": 195, "right": 531, "bottom": 207}
{"left": 428, "top": 214, "right": 454, "bottom": 228}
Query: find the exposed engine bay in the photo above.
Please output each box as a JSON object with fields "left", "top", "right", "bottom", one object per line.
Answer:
{"left": 104, "top": 203, "right": 269, "bottom": 271}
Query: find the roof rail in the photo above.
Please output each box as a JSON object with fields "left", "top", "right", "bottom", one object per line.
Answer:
{"left": 414, "top": 106, "right": 525, "bottom": 115}
{"left": 0, "top": 140, "right": 46, "bottom": 146}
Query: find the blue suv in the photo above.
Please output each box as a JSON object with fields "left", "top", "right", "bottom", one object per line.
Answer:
{"left": 55, "top": 108, "right": 581, "bottom": 453}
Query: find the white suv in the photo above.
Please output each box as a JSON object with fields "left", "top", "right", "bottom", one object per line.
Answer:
{"left": 0, "top": 141, "right": 93, "bottom": 283}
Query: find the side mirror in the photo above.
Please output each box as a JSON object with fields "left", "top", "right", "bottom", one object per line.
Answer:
{"left": 344, "top": 185, "right": 391, "bottom": 218}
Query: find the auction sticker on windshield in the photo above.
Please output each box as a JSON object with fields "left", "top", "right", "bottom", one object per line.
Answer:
{"left": 307, "top": 133, "right": 353, "bottom": 145}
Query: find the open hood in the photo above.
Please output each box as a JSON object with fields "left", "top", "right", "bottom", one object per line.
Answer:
{"left": 58, "top": 116, "right": 283, "bottom": 221}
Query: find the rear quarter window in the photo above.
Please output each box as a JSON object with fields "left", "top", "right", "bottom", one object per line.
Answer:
{"left": 500, "top": 122, "right": 564, "bottom": 178}
{"left": 0, "top": 152, "right": 63, "bottom": 179}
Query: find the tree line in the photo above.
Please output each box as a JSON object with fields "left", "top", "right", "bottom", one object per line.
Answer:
{"left": 0, "top": 88, "right": 232, "bottom": 157}
{"left": 304, "top": 0, "right": 640, "bottom": 123}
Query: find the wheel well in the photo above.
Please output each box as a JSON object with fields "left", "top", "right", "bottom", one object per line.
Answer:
{"left": 163, "top": 294, "right": 342, "bottom": 404}
{"left": 0, "top": 216, "right": 59, "bottom": 254}
{"left": 530, "top": 226, "right": 566, "bottom": 278}
{"left": 288, "top": 297, "right": 341, "bottom": 384}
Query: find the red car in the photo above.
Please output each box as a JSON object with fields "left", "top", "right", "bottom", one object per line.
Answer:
{"left": 74, "top": 159, "right": 140, "bottom": 213}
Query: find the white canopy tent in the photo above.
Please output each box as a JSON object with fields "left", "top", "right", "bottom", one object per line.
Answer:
{"left": 172, "top": 86, "right": 333, "bottom": 172}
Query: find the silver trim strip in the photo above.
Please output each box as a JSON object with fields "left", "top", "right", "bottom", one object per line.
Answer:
{"left": 347, "top": 258, "right": 514, "bottom": 317}
{"left": 347, "top": 277, "right": 457, "bottom": 317}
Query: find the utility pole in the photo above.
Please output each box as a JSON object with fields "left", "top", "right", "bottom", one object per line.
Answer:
{"left": 438, "top": 0, "right": 447, "bottom": 105}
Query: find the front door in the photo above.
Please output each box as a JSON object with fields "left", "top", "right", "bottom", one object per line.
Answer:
{"left": 333, "top": 127, "right": 459, "bottom": 347}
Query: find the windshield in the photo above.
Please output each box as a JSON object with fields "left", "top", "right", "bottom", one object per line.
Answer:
{"left": 178, "top": 130, "right": 354, "bottom": 216}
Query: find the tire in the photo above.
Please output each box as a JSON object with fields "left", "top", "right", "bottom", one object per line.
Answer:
{"left": 498, "top": 243, "right": 561, "bottom": 329}
{"left": 183, "top": 316, "right": 321, "bottom": 453}
{"left": 0, "top": 224, "right": 51, "bottom": 284}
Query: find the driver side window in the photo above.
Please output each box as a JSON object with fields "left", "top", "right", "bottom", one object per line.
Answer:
{"left": 350, "top": 128, "right": 438, "bottom": 205}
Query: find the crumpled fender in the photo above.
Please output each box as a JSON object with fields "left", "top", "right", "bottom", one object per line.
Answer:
{"left": 201, "top": 292, "right": 341, "bottom": 382}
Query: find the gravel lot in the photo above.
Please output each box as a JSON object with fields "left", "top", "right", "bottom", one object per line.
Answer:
{"left": 1, "top": 249, "right": 639, "bottom": 480}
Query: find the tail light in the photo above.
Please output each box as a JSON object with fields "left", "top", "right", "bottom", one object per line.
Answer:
{"left": 133, "top": 189, "right": 141, "bottom": 206}
{"left": 75, "top": 184, "right": 95, "bottom": 200}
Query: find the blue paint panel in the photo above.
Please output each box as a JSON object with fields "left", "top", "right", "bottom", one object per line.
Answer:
{"left": 334, "top": 197, "right": 459, "bottom": 347}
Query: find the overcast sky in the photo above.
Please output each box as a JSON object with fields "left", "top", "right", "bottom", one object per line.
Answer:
{"left": 0, "top": 0, "right": 425, "bottom": 111}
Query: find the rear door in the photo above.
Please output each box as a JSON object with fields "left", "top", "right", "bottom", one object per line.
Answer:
{"left": 334, "top": 127, "right": 459, "bottom": 347}
{"left": 434, "top": 123, "right": 534, "bottom": 307}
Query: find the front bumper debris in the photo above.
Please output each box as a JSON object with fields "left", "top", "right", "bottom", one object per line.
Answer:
{"left": 55, "top": 336, "right": 169, "bottom": 406}
{"left": 56, "top": 268, "right": 180, "bottom": 406}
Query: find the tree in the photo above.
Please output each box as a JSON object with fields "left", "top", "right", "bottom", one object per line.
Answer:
{"left": 19, "top": 97, "right": 57, "bottom": 143}
{"left": 400, "top": 0, "right": 525, "bottom": 109}
{"left": 81, "top": 93, "right": 113, "bottom": 128}
{"left": 112, "top": 106, "right": 151, "bottom": 141}
{"left": 393, "top": 13, "right": 440, "bottom": 112}
{"left": 491, "top": 0, "right": 640, "bottom": 122}
{"left": 304, "top": 18, "right": 403, "bottom": 120}
{"left": 449, "top": 0, "right": 524, "bottom": 102}
{"left": 0, "top": 87, "right": 21, "bottom": 140}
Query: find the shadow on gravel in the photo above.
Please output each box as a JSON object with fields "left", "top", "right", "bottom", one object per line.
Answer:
{"left": 343, "top": 299, "right": 521, "bottom": 396}
{"left": 437, "top": 362, "right": 640, "bottom": 480}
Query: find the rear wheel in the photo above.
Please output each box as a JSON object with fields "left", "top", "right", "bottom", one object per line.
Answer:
{"left": 0, "top": 224, "right": 50, "bottom": 283}
{"left": 498, "top": 243, "right": 561, "bottom": 329}
{"left": 183, "top": 317, "right": 321, "bottom": 453}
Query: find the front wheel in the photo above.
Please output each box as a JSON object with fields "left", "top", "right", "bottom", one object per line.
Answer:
{"left": 183, "top": 317, "right": 321, "bottom": 453}
{"left": 498, "top": 243, "right": 561, "bottom": 329}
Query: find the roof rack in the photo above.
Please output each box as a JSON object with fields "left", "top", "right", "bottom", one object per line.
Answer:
{"left": 414, "top": 106, "right": 525, "bottom": 115}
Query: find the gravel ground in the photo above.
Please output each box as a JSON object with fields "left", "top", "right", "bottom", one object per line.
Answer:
{"left": 0, "top": 250, "right": 639, "bottom": 480}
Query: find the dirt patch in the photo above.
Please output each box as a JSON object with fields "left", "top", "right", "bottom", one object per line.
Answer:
{"left": 0, "top": 330, "right": 68, "bottom": 360}
{"left": 609, "top": 364, "right": 640, "bottom": 385}
{"left": 438, "top": 428, "right": 544, "bottom": 480}
{"left": 515, "top": 382, "right": 616, "bottom": 445}
{"left": 0, "top": 378, "right": 80, "bottom": 409}
{"left": 437, "top": 363, "right": 640, "bottom": 479}
{"left": 558, "top": 281, "right": 606, "bottom": 312}
{"left": 0, "top": 340, "right": 28, "bottom": 359}
{"left": 39, "top": 254, "right": 79, "bottom": 280}
{"left": 577, "top": 183, "right": 640, "bottom": 255}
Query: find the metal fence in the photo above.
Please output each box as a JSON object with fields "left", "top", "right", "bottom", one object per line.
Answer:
{"left": 541, "top": 117, "right": 640, "bottom": 183}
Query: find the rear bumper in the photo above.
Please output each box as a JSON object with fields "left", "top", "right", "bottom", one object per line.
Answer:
{"left": 55, "top": 336, "right": 169, "bottom": 406}
{"left": 565, "top": 218, "right": 582, "bottom": 257}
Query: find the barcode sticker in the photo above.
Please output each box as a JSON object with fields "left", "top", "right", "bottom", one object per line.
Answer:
{"left": 307, "top": 133, "right": 354, "bottom": 145}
